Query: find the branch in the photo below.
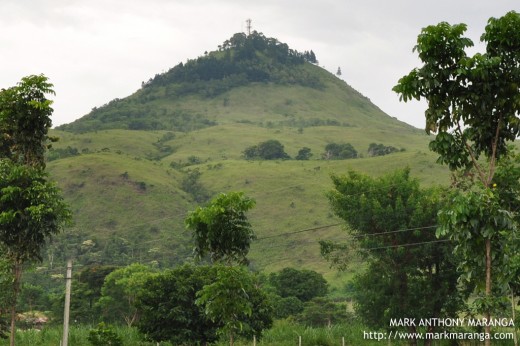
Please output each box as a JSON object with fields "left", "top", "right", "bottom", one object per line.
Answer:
{"left": 486, "top": 116, "right": 502, "bottom": 187}
{"left": 456, "top": 123, "right": 487, "bottom": 184}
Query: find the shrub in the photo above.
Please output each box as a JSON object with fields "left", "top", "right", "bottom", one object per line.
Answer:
{"left": 295, "top": 147, "right": 312, "bottom": 160}
{"left": 367, "top": 143, "right": 399, "bottom": 157}
{"left": 322, "top": 143, "right": 357, "bottom": 160}
{"left": 88, "top": 322, "right": 123, "bottom": 346}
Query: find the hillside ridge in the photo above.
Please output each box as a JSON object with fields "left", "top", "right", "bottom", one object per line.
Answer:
{"left": 56, "top": 31, "right": 419, "bottom": 134}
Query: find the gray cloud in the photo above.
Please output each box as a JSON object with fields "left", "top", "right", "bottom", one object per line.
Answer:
{"left": 1, "top": 0, "right": 517, "bottom": 128}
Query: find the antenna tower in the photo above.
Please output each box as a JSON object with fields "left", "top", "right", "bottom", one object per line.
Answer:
{"left": 246, "top": 18, "right": 252, "bottom": 35}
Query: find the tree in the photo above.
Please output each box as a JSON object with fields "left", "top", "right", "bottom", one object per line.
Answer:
{"left": 336, "top": 67, "right": 342, "bottom": 76}
{"left": 269, "top": 267, "right": 328, "bottom": 302}
{"left": 295, "top": 147, "right": 312, "bottom": 160}
{"left": 243, "top": 140, "right": 290, "bottom": 160}
{"left": 97, "top": 263, "right": 157, "bottom": 326}
{"left": 270, "top": 295, "right": 304, "bottom": 319}
{"left": 56, "top": 265, "right": 118, "bottom": 325}
{"left": 185, "top": 192, "right": 256, "bottom": 265}
{"left": 195, "top": 265, "right": 273, "bottom": 346}
{"left": 19, "top": 283, "right": 49, "bottom": 313}
{"left": 136, "top": 264, "right": 272, "bottom": 346}
{"left": 0, "top": 75, "right": 56, "bottom": 168}
{"left": 136, "top": 264, "right": 221, "bottom": 345}
{"left": 322, "top": 169, "right": 464, "bottom": 344}
{"left": 0, "top": 75, "right": 71, "bottom": 345}
{"left": 393, "top": 12, "right": 520, "bottom": 341}
{"left": 367, "top": 143, "right": 399, "bottom": 157}
{"left": 323, "top": 143, "right": 357, "bottom": 160}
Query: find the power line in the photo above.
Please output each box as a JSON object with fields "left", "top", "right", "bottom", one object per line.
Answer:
{"left": 350, "top": 225, "right": 437, "bottom": 239}
{"left": 256, "top": 223, "right": 343, "bottom": 240}
{"left": 257, "top": 238, "right": 451, "bottom": 267}
{"left": 256, "top": 224, "right": 437, "bottom": 242}
{"left": 363, "top": 238, "right": 450, "bottom": 251}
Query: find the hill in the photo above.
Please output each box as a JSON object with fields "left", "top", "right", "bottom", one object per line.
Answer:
{"left": 47, "top": 31, "right": 447, "bottom": 290}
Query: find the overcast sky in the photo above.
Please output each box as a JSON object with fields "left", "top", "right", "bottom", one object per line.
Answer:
{"left": 1, "top": 1, "right": 518, "bottom": 129}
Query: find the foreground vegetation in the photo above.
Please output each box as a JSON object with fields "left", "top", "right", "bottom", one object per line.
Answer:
{"left": 2, "top": 321, "right": 517, "bottom": 346}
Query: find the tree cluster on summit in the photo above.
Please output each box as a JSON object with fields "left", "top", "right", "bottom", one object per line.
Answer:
{"left": 143, "top": 31, "right": 319, "bottom": 90}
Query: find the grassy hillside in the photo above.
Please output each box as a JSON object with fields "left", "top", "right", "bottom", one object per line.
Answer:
{"left": 46, "top": 32, "right": 450, "bottom": 292}
{"left": 47, "top": 128, "right": 447, "bottom": 292}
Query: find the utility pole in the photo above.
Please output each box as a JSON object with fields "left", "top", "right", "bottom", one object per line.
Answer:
{"left": 246, "top": 18, "right": 252, "bottom": 36}
{"left": 62, "top": 259, "right": 72, "bottom": 346}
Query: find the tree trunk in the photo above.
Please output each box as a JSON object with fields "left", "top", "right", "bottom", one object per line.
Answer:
{"left": 9, "top": 261, "right": 22, "bottom": 346}
{"left": 485, "top": 238, "right": 492, "bottom": 346}
{"left": 423, "top": 325, "right": 435, "bottom": 346}
{"left": 407, "top": 325, "right": 418, "bottom": 346}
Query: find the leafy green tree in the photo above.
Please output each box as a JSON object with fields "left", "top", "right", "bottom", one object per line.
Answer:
{"left": 0, "top": 75, "right": 71, "bottom": 345}
{"left": 196, "top": 265, "right": 273, "bottom": 346}
{"left": 295, "top": 147, "right": 312, "bottom": 160}
{"left": 367, "top": 143, "right": 399, "bottom": 157}
{"left": 185, "top": 192, "right": 256, "bottom": 265}
{"left": 97, "top": 263, "right": 157, "bottom": 326}
{"left": 322, "top": 143, "right": 357, "bottom": 160}
{"left": 269, "top": 267, "right": 328, "bottom": 302}
{"left": 56, "top": 265, "right": 118, "bottom": 324}
{"left": 0, "top": 75, "right": 56, "bottom": 168}
{"left": 322, "top": 169, "right": 464, "bottom": 339}
{"left": 393, "top": 12, "right": 520, "bottom": 339}
{"left": 243, "top": 140, "right": 290, "bottom": 160}
{"left": 136, "top": 264, "right": 221, "bottom": 345}
{"left": 270, "top": 295, "right": 304, "bottom": 319}
{"left": 18, "top": 283, "right": 49, "bottom": 313}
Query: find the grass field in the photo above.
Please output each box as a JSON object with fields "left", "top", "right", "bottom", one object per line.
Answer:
{"left": 46, "top": 123, "right": 451, "bottom": 291}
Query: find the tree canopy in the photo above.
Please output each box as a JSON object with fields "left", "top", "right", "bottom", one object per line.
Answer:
{"left": 269, "top": 267, "right": 328, "bottom": 302}
{"left": 322, "top": 169, "right": 464, "bottom": 335}
{"left": 0, "top": 161, "right": 71, "bottom": 263}
{"left": 185, "top": 192, "right": 256, "bottom": 265}
{"left": 393, "top": 11, "right": 520, "bottom": 177}
{"left": 243, "top": 140, "right": 290, "bottom": 160}
{"left": 136, "top": 264, "right": 272, "bottom": 346}
{"left": 136, "top": 264, "right": 221, "bottom": 345}
{"left": 322, "top": 143, "right": 357, "bottom": 160}
{"left": 0, "top": 75, "right": 56, "bottom": 168}
{"left": 196, "top": 265, "right": 273, "bottom": 345}
{"left": 98, "top": 263, "right": 157, "bottom": 327}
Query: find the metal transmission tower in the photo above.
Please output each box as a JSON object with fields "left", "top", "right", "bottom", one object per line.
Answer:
{"left": 246, "top": 18, "right": 252, "bottom": 35}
